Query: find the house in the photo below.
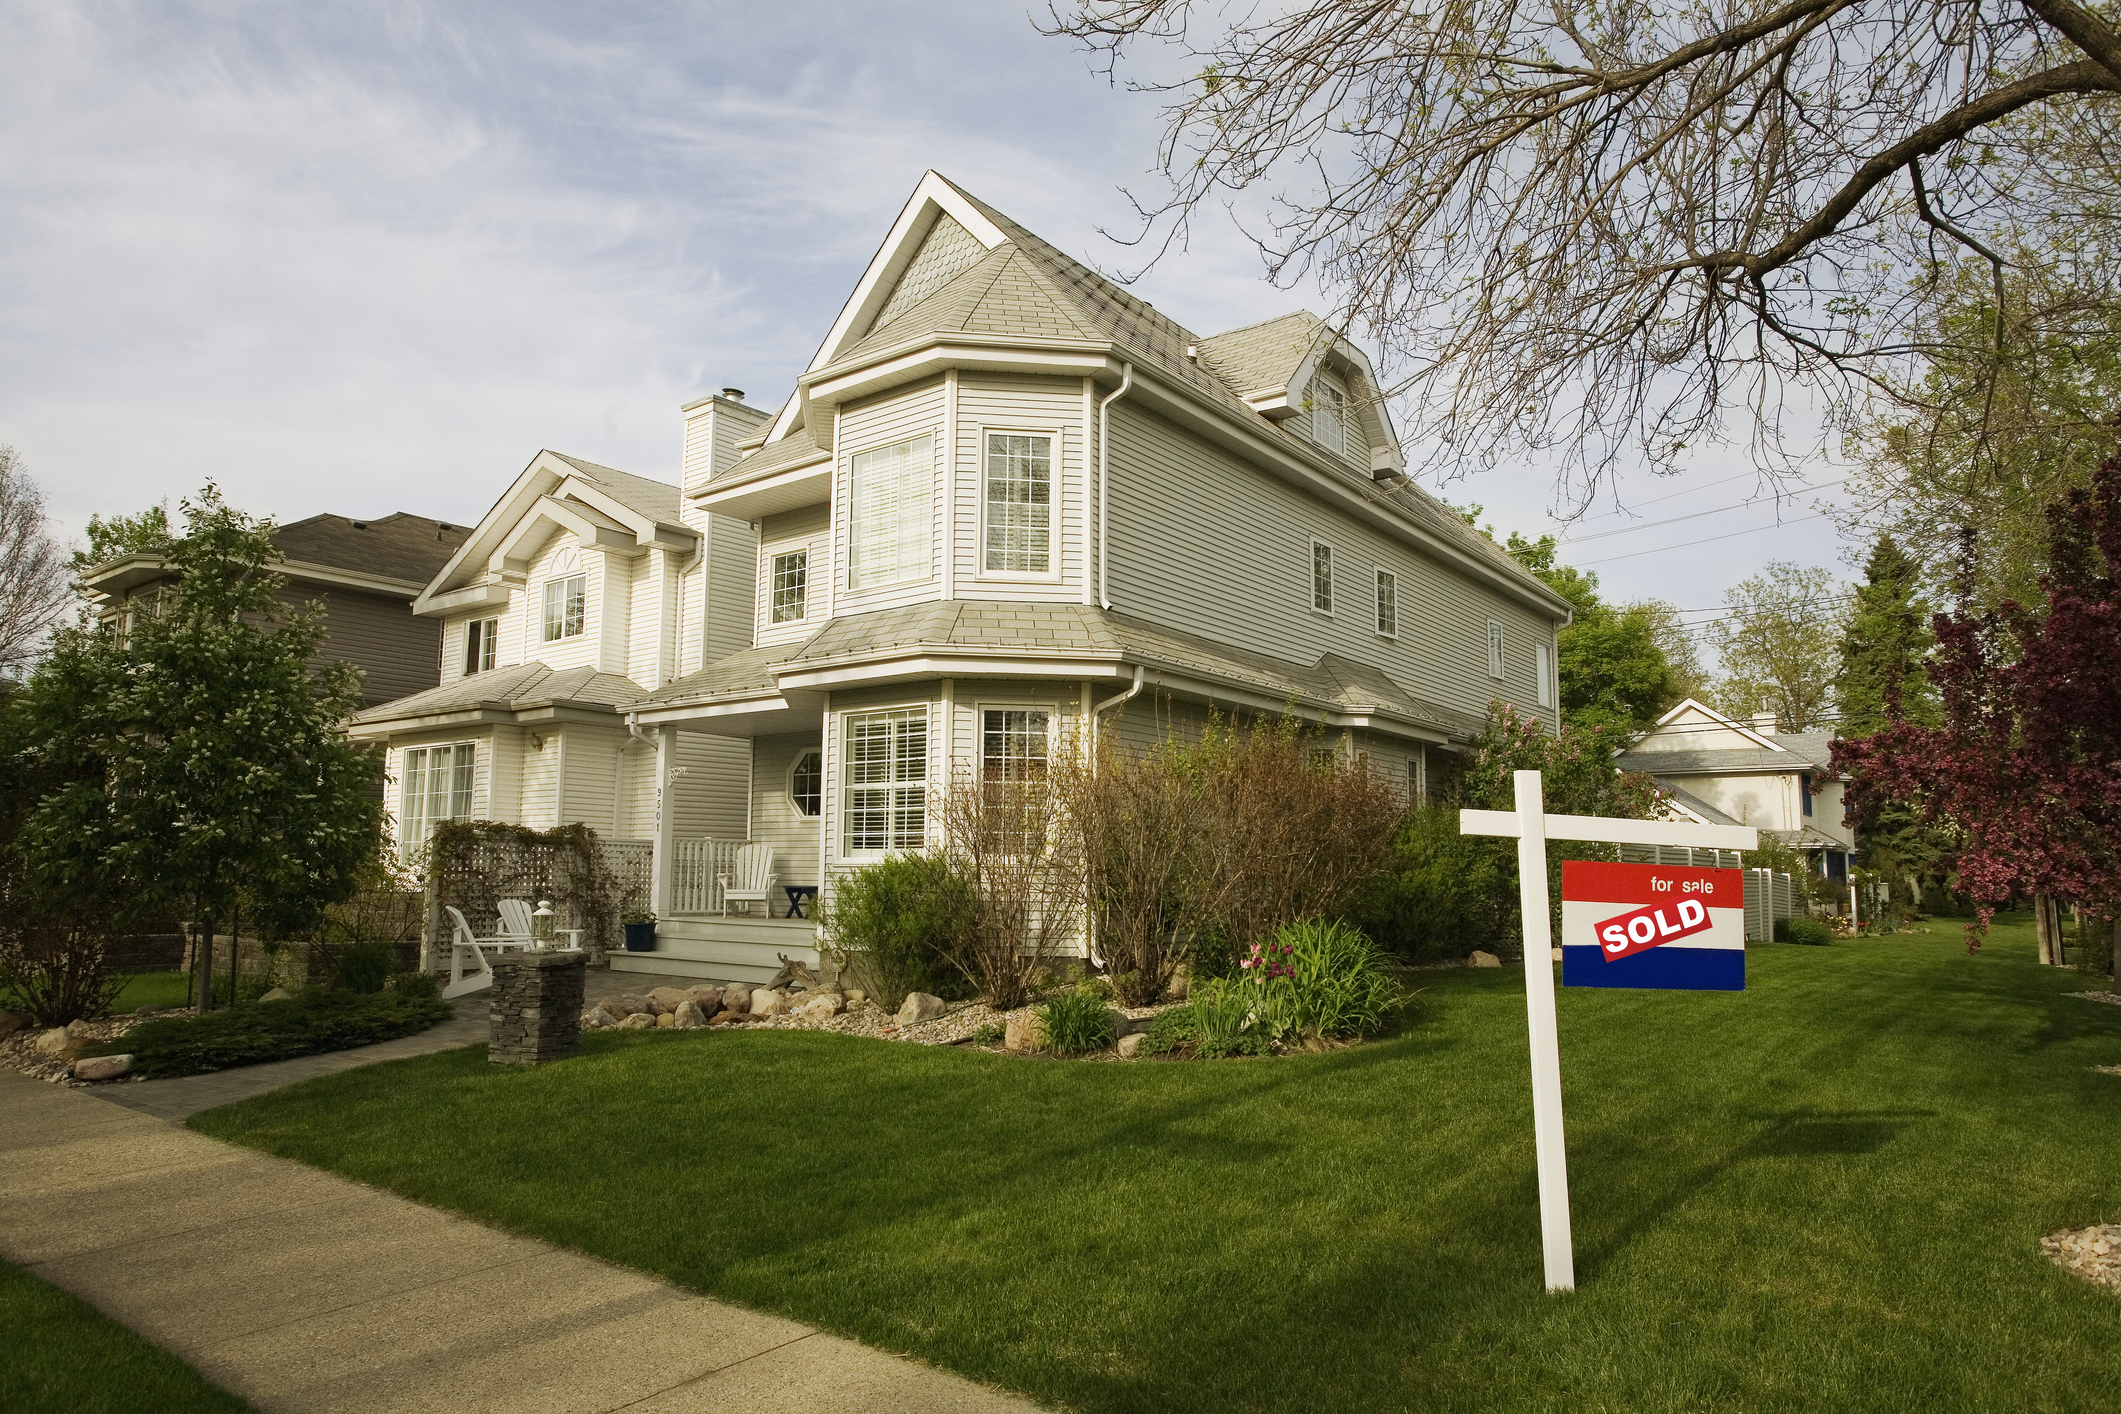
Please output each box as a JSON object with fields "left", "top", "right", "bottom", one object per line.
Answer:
{"left": 1616, "top": 698, "right": 1855, "bottom": 888}
{"left": 351, "top": 171, "right": 1573, "bottom": 982}
{"left": 81, "top": 511, "right": 472, "bottom": 709}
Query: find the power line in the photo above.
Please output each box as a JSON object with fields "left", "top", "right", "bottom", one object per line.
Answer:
{"left": 1574, "top": 511, "right": 1837, "bottom": 566}
{"left": 1555, "top": 479, "right": 1847, "bottom": 545}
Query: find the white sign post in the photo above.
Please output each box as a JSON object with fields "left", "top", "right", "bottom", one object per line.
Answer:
{"left": 1462, "top": 769, "right": 1758, "bottom": 1292}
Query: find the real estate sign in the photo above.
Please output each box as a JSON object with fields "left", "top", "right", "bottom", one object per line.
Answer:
{"left": 1560, "top": 860, "right": 1746, "bottom": 991}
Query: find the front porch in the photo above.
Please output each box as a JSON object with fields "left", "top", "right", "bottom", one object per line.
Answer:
{"left": 608, "top": 913, "right": 820, "bottom": 985}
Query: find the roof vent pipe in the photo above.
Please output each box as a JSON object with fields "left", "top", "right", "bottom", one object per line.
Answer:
{"left": 720, "top": 388, "right": 745, "bottom": 403}
{"left": 1097, "top": 363, "right": 1134, "bottom": 610}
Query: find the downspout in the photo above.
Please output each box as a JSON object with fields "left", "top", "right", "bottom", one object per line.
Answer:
{"left": 1097, "top": 363, "right": 1133, "bottom": 611}
{"left": 669, "top": 532, "right": 705, "bottom": 686}
{"left": 1081, "top": 664, "right": 1149, "bottom": 969}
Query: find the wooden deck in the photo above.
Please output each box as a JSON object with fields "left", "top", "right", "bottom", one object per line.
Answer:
{"left": 605, "top": 913, "right": 820, "bottom": 985}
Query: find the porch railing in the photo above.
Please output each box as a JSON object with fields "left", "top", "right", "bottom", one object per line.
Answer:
{"left": 669, "top": 837, "right": 749, "bottom": 914}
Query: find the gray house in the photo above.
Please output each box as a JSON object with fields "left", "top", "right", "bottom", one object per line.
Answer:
{"left": 82, "top": 511, "right": 471, "bottom": 709}
{"left": 351, "top": 171, "right": 1571, "bottom": 982}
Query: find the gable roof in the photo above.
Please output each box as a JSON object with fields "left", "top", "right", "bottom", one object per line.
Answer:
{"left": 713, "top": 173, "right": 1558, "bottom": 610}
{"left": 350, "top": 661, "right": 645, "bottom": 726}
{"left": 544, "top": 452, "right": 682, "bottom": 525}
{"left": 1616, "top": 735, "right": 1838, "bottom": 776}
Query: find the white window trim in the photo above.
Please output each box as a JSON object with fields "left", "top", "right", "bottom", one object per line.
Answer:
{"left": 1535, "top": 642, "right": 1554, "bottom": 708}
{"left": 975, "top": 700, "right": 1062, "bottom": 765}
{"left": 542, "top": 572, "right": 587, "bottom": 642}
{"left": 1487, "top": 619, "right": 1506, "bottom": 680}
{"left": 837, "top": 701, "right": 933, "bottom": 859}
{"left": 974, "top": 425, "right": 1065, "bottom": 582}
{"left": 787, "top": 746, "right": 823, "bottom": 818}
{"left": 768, "top": 546, "right": 810, "bottom": 625}
{"left": 1373, "top": 566, "right": 1397, "bottom": 639}
{"left": 1310, "top": 538, "right": 1335, "bottom": 617}
{"left": 843, "top": 431, "right": 938, "bottom": 596}
{"left": 396, "top": 740, "right": 477, "bottom": 857}
{"left": 462, "top": 615, "right": 498, "bottom": 676}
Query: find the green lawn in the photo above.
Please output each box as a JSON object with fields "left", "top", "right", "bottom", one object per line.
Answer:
{"left": 0, "top": 1262, "right": 252, "bottom": 1414}
{"left": 111, "top": 970, "right": 194, "bottom": 1013}
{"left": 193, "top": 918, "right": 2121, "bottom": 1413}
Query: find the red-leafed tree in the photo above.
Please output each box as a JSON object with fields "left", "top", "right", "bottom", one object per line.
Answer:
{"left": 1833, "top": 450, "right": 2121, "bottom": 979}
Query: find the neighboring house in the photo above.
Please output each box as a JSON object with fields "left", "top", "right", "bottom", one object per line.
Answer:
{"left": 1617, "top": 698, "right": 1856, "bottom": 887}
{"left": 80, "top": 511, "right": 471, "bottom": 709}
{"left": 353, "top": 171, "right": 1573, "bottom": 982}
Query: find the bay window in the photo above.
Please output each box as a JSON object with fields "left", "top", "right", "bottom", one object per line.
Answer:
{"left": 843, "top": 708, "right": 927, "bottom": 853}
{"left": 848, "top": 436, "right": 932, "bottom": 590}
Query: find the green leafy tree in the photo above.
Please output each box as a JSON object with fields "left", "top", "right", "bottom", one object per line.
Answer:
{"left": 1506, "top": 533, "right": 1676, "bottom": 734}
{"left": 10, "top": 485, "right": 382, "bottom": 1010}
{"left": 1703, "top": 562, "right": 1849, "bottom": 731}
{"left": 69, "top": 501, "right": 173, "bottom": 576}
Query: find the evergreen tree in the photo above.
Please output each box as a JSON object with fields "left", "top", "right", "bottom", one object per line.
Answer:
{"left": 8, "top": 485, "right": 382, "bottom": 1009}
{"left": 1835, "top": 536, "right": 1938, "bottom": 738}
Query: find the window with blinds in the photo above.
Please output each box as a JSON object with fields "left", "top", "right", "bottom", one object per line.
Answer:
{"left": 399, "top": 742, "right": 475, "bottom": 856}
{"left": 1488, "top": 620, "right": 1505, "bottom": 679}
{"left": 1310, "top": 376, "right": 1347, "bottom": 457}
{"left": 771, "top": 550, "right": 808, "bottom": 623}
{"left": 848, "top": 436, "right": 932, "bottom": 591}
{"left": 843, "top": 708, "right": 927, "bottom": 853}
{"left": 984, "top": 433, "right": 1052, "bottom": 573}
{"left": 542, "top": 574, "right": 585, "bottom": 641}
{"left": 981, "top": 709, "right": 1049, "bottom": 781}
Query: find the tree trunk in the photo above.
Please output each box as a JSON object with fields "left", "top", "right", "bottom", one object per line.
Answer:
{"left": 2110, "top": 915, "right": 2121, "bottom": 994}
{"left": 191, "top": 913, "right": 214, "bottom": 1013}
{"left": 2035, "top": 891, "right": 2057, "bottom": 965}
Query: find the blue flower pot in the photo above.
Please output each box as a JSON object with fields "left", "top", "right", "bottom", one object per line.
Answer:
{"left": 623, "top": 923, "right": 657, "bottom": 952}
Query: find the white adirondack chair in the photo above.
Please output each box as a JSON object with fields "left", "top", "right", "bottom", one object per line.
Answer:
{"left": 441, "top": 905, "right": 537, "bottom": 999}
{"left": 497, "top": 898, "right": 583, "bottom": 952}
{"left": 718, "top": 843, "right": 777, "bottom": 917}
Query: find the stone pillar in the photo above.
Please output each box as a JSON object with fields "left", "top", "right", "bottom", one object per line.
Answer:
{"left": 488, "top": 951, "right": 588, "bottom": 1066}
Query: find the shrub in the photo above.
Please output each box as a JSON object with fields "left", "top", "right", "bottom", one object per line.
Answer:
{"left": 0, "top": 917, "right": 124, "bottom": 1026}
{"left": 816, "top": 853, "right": 978, "bottom": 1009}
{"left": 1277, "top": 919, "right": 1401, "bottom": 1039}
{"left": 385, "top": 969, "right": 440, "bottom": 1000}
{"left": 333, "top": 939, "right": 395, "bottom": 994}
{"left": 1776, "top": 916, "right": 1834, "bottom": 946}
{"left": 940, "top": 761, "right": 1089, "bottom": 1012}
{"left": 87, "top": 988, "right": 453, "bottom": 1078}
{"left": 1039, "top": 986, "right": 1118, "bottom": 1054}
{"left": 1187, "top": 977, "right": 1274, "bottom": 1057}
{"left": 1140, "top": 1004, "right": 1198, "bottom": 1057}
{"left": 1349, "top": 806, "right": 1509, "bottom": 961}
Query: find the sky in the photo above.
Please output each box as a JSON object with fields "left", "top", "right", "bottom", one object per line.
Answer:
{"left": 0, "top": 0, "right": 1857, "bottom": 643}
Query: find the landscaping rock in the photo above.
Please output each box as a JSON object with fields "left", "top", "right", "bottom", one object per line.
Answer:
{"left": 1005, "top": 1013, "right": 1045, "bottom": 1052}
{"left": 647, "top": 986, "right": 690, "bottom": 1015}
{"left": 33, "top": 1027, "right": 76, "bottom": 1058}
{"left": 1116, "top": 1032, "right": 1145, "bottom": 1059}
{"left": 579, "top": 1009, "right": 615, "bottom": 1030}
{"left": 617, "top": 1011, "right": 656, "bottom": 1030}
{"left": 673, "top": 1000, "right": 708, "bottom": 1029}
{"left": 66, "top": 1019, "right": 91, "bottom": 1037}
{"left": 1551, "top": 947, "right": 1563, "bottom": 961}
{"left": 1469, "top": 951, "right": 1502, "bottom": 968}
{"left": 1167, "top": 969, "right": 1189, "bottom": 1000}
{"left": 844, "top": 988, "right": 867, "bottom": 1005}
{"left": 655, "top": 1012, "right": 676, "bottom": 1028}
{"left": 131, "top": 1005, "right": 162, "bottom": 1017}
{"left": 0, "top": 1010, "right": 27, "bottom": 1041}
{"left": 72, "top": 1054, "right": 132, "bottom": 1081}
{"left": 259, "top": 987, "right": 295, "bottom": 1003}
{"left": 1111, "top": 1008, "right": 1152, "bottom": 1038}
{"left": 721, "top": 982, "right": 751, "bottom": 1013}
{"left": 896, "top": 992, "right": 946, "bottom": 1026}
{"left": 797, "top": 992, "right": 843, "bottom": 1022}
{"left": 749, "top": 989, "right": 788, "bottom": 1018}
{"left": 601, "top": 994, "right": 650, "bottom": 1020}
{"left": 685, "top": 985, "right": 724, "bottom": 1012}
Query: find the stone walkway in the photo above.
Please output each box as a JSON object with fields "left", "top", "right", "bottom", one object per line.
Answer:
{"left": 90, "top": 970, "right": 714, "bottom": 1122}
{"left": 3, "top": 1071, "right": 1044, "bottom": 1413}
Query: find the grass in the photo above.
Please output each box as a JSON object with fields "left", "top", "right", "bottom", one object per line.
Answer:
{"left": 111, "top": 971, "right": 195, "bottom": 1013}
{"left": 192, "top": 916, "right": 2121, "bottom": 1413}
{"left": 92, "top": 988, "right": 452, "bottom": 1077}
{"left": 0, "top": 1261, "right": 252, "bottom": 1414}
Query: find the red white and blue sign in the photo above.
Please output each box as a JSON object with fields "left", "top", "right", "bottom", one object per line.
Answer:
{"left": 1560, "top": 861, "right": 1745, "bottom": 991}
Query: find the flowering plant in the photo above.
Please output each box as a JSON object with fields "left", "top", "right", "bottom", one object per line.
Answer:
{"left": 1238, "top": 940, "right": 1295, "bottom": 981}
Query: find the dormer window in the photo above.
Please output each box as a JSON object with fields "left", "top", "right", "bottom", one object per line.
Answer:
{"left": 543, "top": 574, "right": 585, "bottom": 641}
{"left": 1309, "top": 372, "right": 1363, "bottom": 462}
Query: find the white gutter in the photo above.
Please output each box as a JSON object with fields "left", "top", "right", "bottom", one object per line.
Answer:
{"left": 1091, "top": 665, "right": 1147, "bottom": 731}
{"left": 1096, "top": 363, "right": 1133, "bottom": 611}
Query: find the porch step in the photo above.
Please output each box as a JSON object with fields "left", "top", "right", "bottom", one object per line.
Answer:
{"left": 609, "top": 916, "right": 822, "bottom": 987}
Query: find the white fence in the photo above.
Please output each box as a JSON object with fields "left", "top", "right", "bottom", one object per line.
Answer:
{"left": 669, "top": 837, "right": 750, "bottom": 915}
{"left": 1618, "top": 844, "right": 1799, "bottom": 941}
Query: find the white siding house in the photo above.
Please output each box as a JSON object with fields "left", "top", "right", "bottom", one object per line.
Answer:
{"left": 353, "top": 171, "right": 1573, "bottom": 982}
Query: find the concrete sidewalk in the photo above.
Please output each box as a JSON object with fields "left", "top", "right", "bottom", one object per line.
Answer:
{"left": 2, "top": 1074, "right": 1044, "bottom": 1413}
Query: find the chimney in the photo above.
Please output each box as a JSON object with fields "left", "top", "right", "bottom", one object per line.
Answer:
{"left": 1751, "top": 712, "right": 1778, "bottom": 737}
